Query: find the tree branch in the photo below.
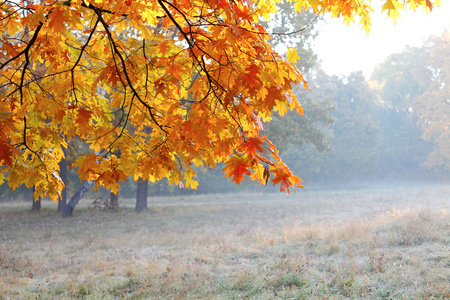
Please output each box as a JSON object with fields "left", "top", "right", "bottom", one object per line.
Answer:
{"left": 92, "top": 8, "right": 168, "bottom": 135}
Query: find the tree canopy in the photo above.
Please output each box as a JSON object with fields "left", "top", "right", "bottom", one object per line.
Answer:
{"left": 372, "top": 31, "right": 450, "bottom": 171}
{"left": 0, "top": 0, "right": 440, "bottom": 200}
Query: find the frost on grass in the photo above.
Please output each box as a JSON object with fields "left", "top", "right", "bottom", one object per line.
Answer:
{"left": 0, "top": 186, "right": 449, "bottom": 298}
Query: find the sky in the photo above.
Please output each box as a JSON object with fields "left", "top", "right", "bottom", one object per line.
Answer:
{"left": 313, "top": 1, "right": 450, "bottom": 78}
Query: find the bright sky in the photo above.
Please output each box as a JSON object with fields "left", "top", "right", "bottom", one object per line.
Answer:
{"left": 313, "top": 1, "right": 450, "bottom": 78}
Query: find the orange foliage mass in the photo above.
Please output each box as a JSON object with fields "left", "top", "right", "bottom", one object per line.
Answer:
{"left": 0, "top": 0, "right": 440, "bottom": 199}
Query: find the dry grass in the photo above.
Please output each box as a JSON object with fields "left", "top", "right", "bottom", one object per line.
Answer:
{"left": 0, "top": 186, "right": 449, "bottom": 299}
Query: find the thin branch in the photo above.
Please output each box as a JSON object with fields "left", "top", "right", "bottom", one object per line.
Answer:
{"left": 270, "top": 12, "right": 320, "bottom": 36}
{"left": 62, "top": 0, "right": 128, "bottom": 18}
{"left": 0, "top": 22, "right": 43, "bottom": 71}
{"left": 92, "top": 7, "right": 168, "bottom": 134}
{"left": 70, "top": 17, "right": 100, "bottom": 105}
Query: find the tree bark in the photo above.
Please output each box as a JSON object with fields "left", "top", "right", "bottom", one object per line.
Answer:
{"left": 31, "top": 186, "right": 41, "bottom": 212}
{"left": 110, "top": 191, "right": 118, "bottom": 210}
{"left": 63, "top": 180, "right": 94, "bottom": 217}
{"left": 135, "top": 179, "right": 148, "bottom": 212}
{"left": 57, "top": 148, "right": 67, "bottom": 212}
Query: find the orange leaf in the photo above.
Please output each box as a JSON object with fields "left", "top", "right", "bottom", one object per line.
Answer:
{"left": 271, "top": 168, "right": 303, "bottom": 194}
{"left": 242, "top": 64, "right": 260, "bottom": 88}
{"left": 223, "top": 157, "right": 250, "bottom": 184}
{"left": 76, "top": 107, "right": 93, "bottom": 133}
{"left": 272, "top": 172, "right": 291, "bottom": 194}
{"left": 97, "top": 167, "right": 127, "bottom": 194}
{"left": 76, "top": 154, "right": 100, "bottom": 181}
{"left": 231, "top": 163, "right": 250, "bottom": 184}
{"left": 0, "top": 140, "right": 14, "bottom": 166}
{"left": 158, "top": 41, "right": 171, "bottom": 55}
{"left": 48, "top": 7, "right": 66, "bottom": 32}
{"left": 97, "top": 66, "right": 121, "bottom": 87}
{"left": 279, "top": 178, "right": 291, "bottom": 195}
{"left": 425, "top": 0, "right": 434, "bottom": 11}
{"left": 241, "top": 137, "right": 264, "bottom": 156}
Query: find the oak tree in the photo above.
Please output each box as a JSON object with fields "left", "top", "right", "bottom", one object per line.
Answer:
{"left": 371, "top": 31, "right": 450, "bottom": 173}
{"left": 411, "top": 32, "right": 450, "bottom": 170}
{"left": 0, "top": 0, "right": 439, "bottom": 201}
{"left": 371, "top": 46, "right": 433, "bottom": 178}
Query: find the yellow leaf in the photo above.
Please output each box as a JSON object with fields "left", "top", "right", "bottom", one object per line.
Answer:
{"left": 382, "top": 0, "right": 405, "bottom": 23}
{"left": 286, "top": 48, "right": 300, "bottom": 64}
{"left": 183, "top": 169, "right": 199, "bottom": 190}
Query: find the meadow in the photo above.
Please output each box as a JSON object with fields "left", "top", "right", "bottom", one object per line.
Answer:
{"left": 0, "top": 185, "right": 449, "bottom": 299}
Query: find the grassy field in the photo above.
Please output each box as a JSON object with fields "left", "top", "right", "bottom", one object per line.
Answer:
{"left": 0, "top": 185, "right": 449, "bottom": 299}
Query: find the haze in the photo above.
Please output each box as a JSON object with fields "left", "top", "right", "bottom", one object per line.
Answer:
{"left": 314, "top": 1, "right": 450, "bottom": 77}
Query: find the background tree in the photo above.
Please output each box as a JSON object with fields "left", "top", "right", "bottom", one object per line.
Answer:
{"left": 63, "top": 180, "right": 94, "bottom": 217}
{"left": 282, "top": 71, "right": 380, "bottom": 185}
{"left": 262, "top": 6, "right": 334, "bottom": 154}
{"left": 371, "top": 32, "right": 450, "bottom": 176}
{"left": 135, "top": 179, "right": 148, "bottom": 212}
{"left": 370, "top": 47, "right": 432, "bottom": 179}
{"left": 412, "top": 32, "right": 450, "bottom": 171}
{"left": 31, "top": 186, "right": 41, "bottom": 212}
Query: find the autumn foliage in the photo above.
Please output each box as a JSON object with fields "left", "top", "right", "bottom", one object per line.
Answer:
{"left": 0, "top": 0, "right": 439, "bottom": 200}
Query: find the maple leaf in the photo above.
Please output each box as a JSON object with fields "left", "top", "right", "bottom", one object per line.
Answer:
{"left": 76, "top": 107, "right": 93, "bottom": 135}
{"left": 97, "top": 168, "right": 127, "bottom": 194}
{"left": 241, "top": 137, "right": 264, "bottom": 156}
{"left": 74, "top": 156, "right": 97, "bottom": 181}
{"left": 242, "top": 64, "right": 260, "bottom": 87}
{"left": 183, "top": 169, "right": 199, "bottom": 190}
{"left": 48, "top": 7, "right": 67, "bottom": 32}
{"left": 249, "top": 163, "right": 270, "bottom": 185}
{"left": 425, "top": 0, "right": 435, "bottom": 11}
{"left": 97, "top": 66, "right": 121, "bottom": 87}
{"left": 382, "top": 0, "right": 404, "bottom": 22}
{"left": 223, "top": 157, "right": 251, "bottom": 184}
{"left": 230, "top": 163, "right": 251, "bottom": 184}
{"left": 0, "top": 140, "right": 14, "bottom": 166}
{"left": 158, "top": 41, "right": 172, "bottom": 55}
{"left": 286, "top": 48, "right": 300, "bottom": 64}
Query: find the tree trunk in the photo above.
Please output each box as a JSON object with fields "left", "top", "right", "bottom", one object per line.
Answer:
{"left": 63, "top": 180, "right": 94, "bottom": 218}
{"left": 31, "top": 186, "right": 41, "bottom": 212}
{"left": 135, "top": 179, "right": 148, "bottom": 212}
{"left": 110, "top": 191, "right": 118, "bottom": 210}
{"left": 57, "top": 148, "right": 67, "bottom": 212}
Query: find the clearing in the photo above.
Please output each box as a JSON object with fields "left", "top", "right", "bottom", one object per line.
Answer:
{"left": 0, "top": 185, "right": 449, "bottom": 299}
